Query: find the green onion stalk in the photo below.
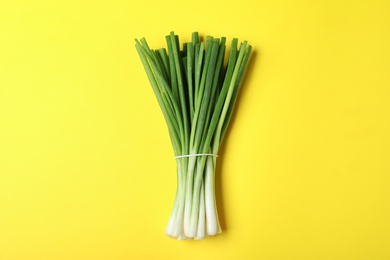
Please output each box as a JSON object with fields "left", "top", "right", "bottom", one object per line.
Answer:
{"left": 135, "top": 32, "right": 252, "bottom": 240}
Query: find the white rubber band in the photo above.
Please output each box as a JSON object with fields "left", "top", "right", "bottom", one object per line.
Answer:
{"left": 174, "top": 153, "right": 218, "bottom": 159}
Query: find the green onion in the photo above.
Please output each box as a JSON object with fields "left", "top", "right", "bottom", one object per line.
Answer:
{"left": 135, "top": 32, "right": 252, "bottom": 240}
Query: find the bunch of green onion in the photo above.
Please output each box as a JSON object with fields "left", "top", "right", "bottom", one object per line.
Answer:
{"left": 135, "top": 32, "right": 252, "bottom": 240}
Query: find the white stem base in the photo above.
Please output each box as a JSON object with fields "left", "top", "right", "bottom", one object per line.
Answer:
{"left": 165, "top": 156, "right": 222, "bottom": 240}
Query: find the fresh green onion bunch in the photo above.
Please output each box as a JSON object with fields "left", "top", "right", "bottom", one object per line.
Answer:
{"left": 135, "top": 32, "right": 252, "bottom": 240}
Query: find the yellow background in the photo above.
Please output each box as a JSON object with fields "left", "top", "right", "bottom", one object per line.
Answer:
{"left": 1, "top": 0, "right": 390, "bottom": 259}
